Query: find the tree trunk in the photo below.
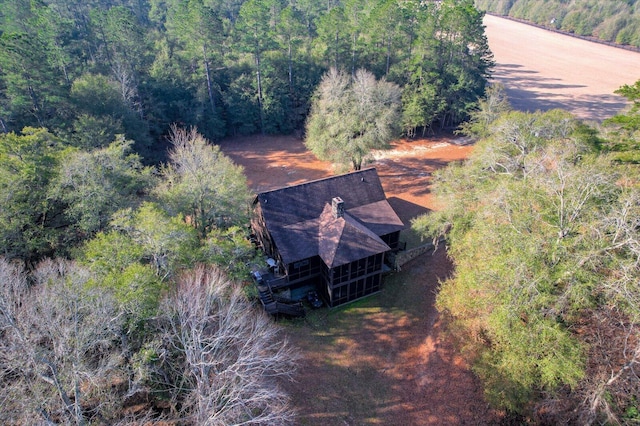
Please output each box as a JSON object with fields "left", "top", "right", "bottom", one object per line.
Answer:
{"left": 351, "top": 32, "right": 357, "bottom": 75}
{"left": 203, "top": 45, "right": 216, "bottom": 114}
{"left": 287, "top": 39, "right": 293, "bottom": 94}
{"left": 255, "top": 52, "right": 265, "bottom": 135}
{"left": 385, "top": 36, "right": 391, "bottom": 76}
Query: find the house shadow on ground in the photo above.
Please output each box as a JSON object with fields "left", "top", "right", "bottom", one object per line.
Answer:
{"left": 387, "top": 196, "right": 430, "bottom": 224}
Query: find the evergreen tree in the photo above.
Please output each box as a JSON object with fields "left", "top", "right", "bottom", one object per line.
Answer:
{"left": 305, "top": 68, "right": 401, "bottom": 170}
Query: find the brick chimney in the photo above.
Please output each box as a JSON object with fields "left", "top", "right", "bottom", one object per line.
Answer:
{"left": 331, "top": 197, "right": 345, "bottom": 219}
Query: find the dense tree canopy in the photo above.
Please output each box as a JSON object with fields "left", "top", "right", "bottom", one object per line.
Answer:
{"left": 0, "top": 0, "right": 492, "bottom": 148}
{"left": 0, "top": 104, "right": 286, "bottom": 424}
{"left": 0, "top": 127, "right": 66, "bottom": 259}
{"left": 414, "top": 103, "right": 640, "bottom": 423}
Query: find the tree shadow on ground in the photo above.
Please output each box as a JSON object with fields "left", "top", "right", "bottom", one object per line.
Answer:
{"left": 491, "top": 62, "right": 628, "bottom": 122}
{"left": 281, "top": 250, "right": 502, "bottom": 425}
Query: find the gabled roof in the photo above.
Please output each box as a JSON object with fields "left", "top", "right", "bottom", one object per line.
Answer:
{"left": 255, "top": 168, "right": 404, "bottom": 266}
{"left": 318, "top": 204, "right": 390, "bottom": 268}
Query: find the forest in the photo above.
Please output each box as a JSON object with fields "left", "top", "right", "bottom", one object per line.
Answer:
{"left": 0, "top": 0, "right": 491, "bottom": 163}
{"left": 0, "top": 0, "right": 493, "bottom": 423}
{"left": 476, "top": 0, "right": 640, "bottom": 47}
{"left": 414, "top": 84, "right": 640, "bottom": 424}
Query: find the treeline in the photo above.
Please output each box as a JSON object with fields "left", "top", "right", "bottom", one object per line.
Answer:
{"left": 477, "top": 0, "right": 640, "bottom": 47}
{"left": 0, "top": 0, "right": 492, "bottom": 162}
{"left": 414, "top": 83, "right": 640, "bottom": 423}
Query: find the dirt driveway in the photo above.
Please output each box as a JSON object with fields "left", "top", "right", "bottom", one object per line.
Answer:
{"left": 220, "top": 135, "right": 500, "bottom": 425}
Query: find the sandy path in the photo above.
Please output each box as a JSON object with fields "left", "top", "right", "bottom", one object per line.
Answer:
{"left": 484, "top": 14, "right": 640, "bottom": 121}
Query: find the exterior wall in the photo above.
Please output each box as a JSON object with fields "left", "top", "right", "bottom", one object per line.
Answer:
{"left": 286, "top": 256, "right": 322, "bottom": 285}
{"left": 322, "top": 253, "right": 385, "bottom": 307}
{"left": 381, "top": 231, "right": 401, "bottom": 250}
{"left": 252, "top": 200, "right": 398, "bottom": 308}
{"left": 250, "top": 204, "right": 286, "bottom": 273}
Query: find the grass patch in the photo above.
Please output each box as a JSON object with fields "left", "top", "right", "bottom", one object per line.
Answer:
{"left": 279, "top": 266, "right": 429, "bottom": 424}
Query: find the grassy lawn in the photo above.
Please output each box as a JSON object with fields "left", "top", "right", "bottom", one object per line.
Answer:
{"left": 279, "top": 249, "right": 452, "bottom": 425}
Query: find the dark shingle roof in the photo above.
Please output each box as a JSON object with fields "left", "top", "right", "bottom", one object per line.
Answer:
{"left": 318, "top": 204, "right": 390, "bottom": 268}
{"left": 255, "top": 168, "right": 404, "bottom": 266}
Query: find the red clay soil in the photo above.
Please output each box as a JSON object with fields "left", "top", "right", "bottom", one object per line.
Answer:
{"left": 219, "top": 135, "right": 502, "bottom": 425}
{"left": 220, "top": 134, "right": 472, "bottom": 224}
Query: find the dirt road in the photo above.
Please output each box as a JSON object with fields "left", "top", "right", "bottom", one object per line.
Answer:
{"left": 484, "top": 14, "right": 640, "bottom": 121}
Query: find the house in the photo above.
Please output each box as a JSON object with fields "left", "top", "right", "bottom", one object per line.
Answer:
{"left": 251, "top": 168, "right": 405, "bottom": 308}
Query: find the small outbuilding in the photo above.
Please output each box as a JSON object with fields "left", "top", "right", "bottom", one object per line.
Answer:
{"left": 251, "top": 168, "right": 405, "bottom": 308}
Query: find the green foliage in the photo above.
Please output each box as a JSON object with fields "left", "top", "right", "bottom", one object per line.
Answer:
{"left": 79, "top": 201, "right": 201, "bottom": 323}
{"left": 109, "top": 202, "right": 201, "bottom": 276}
{"left": 52, "top": 136, "right": 155, "bottom": 239}
{"left": 0, "top": 127, "right": 64, "bottom": 259}
{"left": 80, "top": 230, "right": 163, "bottom": 323}
{"left": 402, "top": 0, "right": 493, "bottom": 132}
{"left": 305, "top": 68, "right": 402, "bottom": 170}
{"left": 163, "top": 0, "right": 227, "bottom": 138}
{"left": 603, "top": 79, "right": 640, "bottom": 162}
{"left": 415, "top": 109, "right": 640, "bottom": 419}
{"left": 0, "top": 0, "right": 491, "bottom": 143}
{"left": 0, "top": 26, "right": 71, "bottom": 131}
{"left": 201, "top": 225, "right": 263, "bottom": 282}
{"left": 156, "top": 127, "right": 251, "bottom": 237}
{"left": 70, "top": 74, "right": 126, "bottom": 121}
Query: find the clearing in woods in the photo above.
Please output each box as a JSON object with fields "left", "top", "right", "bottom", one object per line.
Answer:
{"left": 222, "top": 134, "right": 494, "bottom": 425}
{"left": 219, "top": 15, "right": 640, "bottom": 425}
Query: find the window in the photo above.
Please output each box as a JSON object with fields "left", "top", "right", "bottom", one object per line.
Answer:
{"left": 367, "top": 254, "right": 384, "bottom": 273}
{"left": 333, "top": 263, "right": 350, "bottom": 284}
{"left": 356, "top": 279, "right": 365, "bottom": 298}
{"left": 332, "top": 284, "right": 348, "bottom": 305}
{"left": 352, "top": 258, "right": 367, "bottom": 279}
{"left": 294, "top": 259, "right": 309, "bottom": 269}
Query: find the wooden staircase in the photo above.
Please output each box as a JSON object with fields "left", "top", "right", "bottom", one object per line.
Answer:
{"left": 256, "top": 283, "right": 305, "bottom": 318}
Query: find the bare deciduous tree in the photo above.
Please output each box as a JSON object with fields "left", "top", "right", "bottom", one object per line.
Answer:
{"left": 155, "top": 266, "right": 298, "bottom": 425}
{"left": 0, "top": 258, "right": 127, "bottom": 424}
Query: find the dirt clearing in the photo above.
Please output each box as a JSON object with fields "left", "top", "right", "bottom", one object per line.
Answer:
{"left": 221, "top": 134, "right": 472, "bottom": 224}
{"left": 220, "top": 135, "right": 495, "bottom": 425}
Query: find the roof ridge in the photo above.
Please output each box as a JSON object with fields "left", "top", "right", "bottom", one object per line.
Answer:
{"left": 256, "top": 167, "right": 378, "bottom": 196}
{"left": 342, "top": 212, "right": 387, "bottom": 243}
{"left": 318, "top": 203, "right": 344, "bottom": 267}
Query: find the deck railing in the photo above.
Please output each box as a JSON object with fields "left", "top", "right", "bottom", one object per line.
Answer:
{"left": 265, "top": 275, "right": 288, "bottom": 290}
